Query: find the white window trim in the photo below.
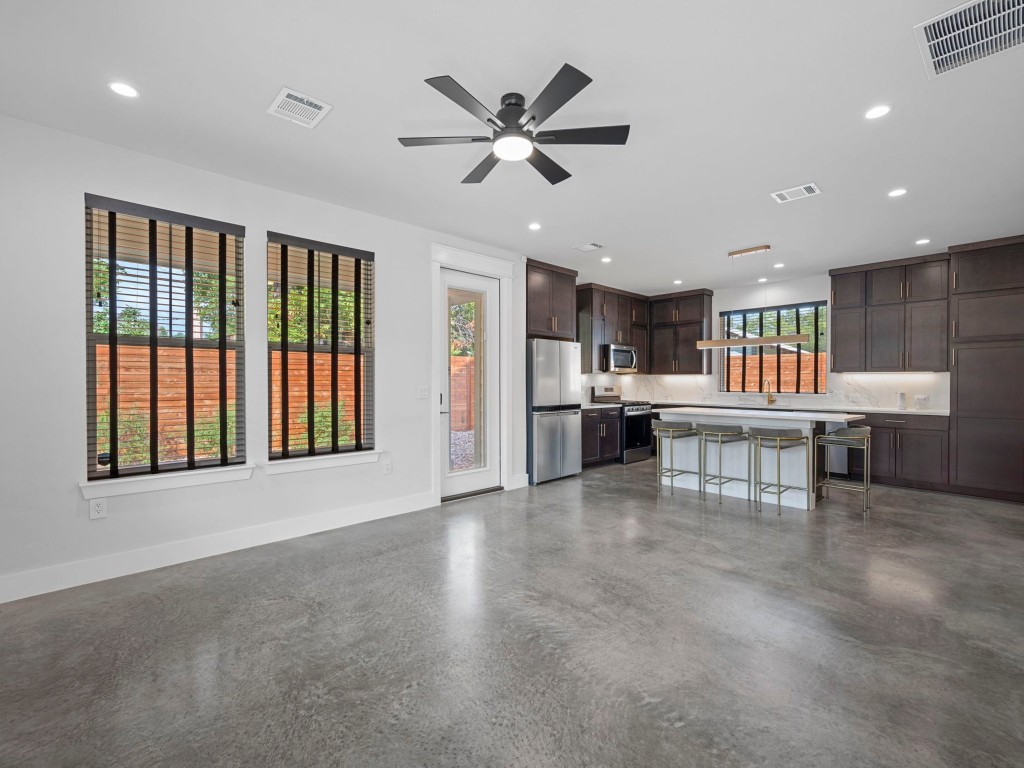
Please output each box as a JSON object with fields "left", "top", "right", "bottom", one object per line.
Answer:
{"left": 80, "top": 465, "right": 256, "bottom": 499}
{"left": 262, "top": 450, "right": 382, "bottom": 475}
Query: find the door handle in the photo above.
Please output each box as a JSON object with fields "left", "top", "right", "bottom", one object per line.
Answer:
{"left": 831, "top": 353, "right": 835, "bottom": 370}
{"left": 952, "top": 320, "right": 956, "bottom": 338}
{"left": 953, "top": 271, "right": 957, "bottom": 290}
{"left": 900, "top": 281, "right": 904, "bottom": 299}
{"left": 952, "top": 347, "right": 956, "bottom": 366}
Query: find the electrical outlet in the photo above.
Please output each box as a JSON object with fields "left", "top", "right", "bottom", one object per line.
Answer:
{"left": 90, "top": 498, "right": 108, "bottom": 520}
{"left": 382, "top": 454, "right": 393, "bottom": 475}
{"left": 416, "top": 385, "right": 429, "bottom": 399}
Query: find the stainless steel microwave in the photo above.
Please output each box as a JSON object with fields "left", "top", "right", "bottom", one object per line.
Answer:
{"left": 601, "top": 344, "right": 638, "bottom": 374}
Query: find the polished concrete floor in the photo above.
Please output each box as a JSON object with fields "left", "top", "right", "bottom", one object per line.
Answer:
{"left": 3, "top": 462, "right": 1023, "bottom": 767}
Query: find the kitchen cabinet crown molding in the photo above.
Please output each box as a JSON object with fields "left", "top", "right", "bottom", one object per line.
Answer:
{"left": 829, "top": 253, "right": 947, "bottom": 276}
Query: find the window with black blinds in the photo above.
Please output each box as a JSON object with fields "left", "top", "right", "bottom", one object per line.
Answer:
{"left": 85, "top": 195, "right": 246, "bottom": 479}
{"left": 267, "top": 233, "right": 375, "bottom": 459}
{"left": 719, "top": 301, "right": 828, "bottom": 394}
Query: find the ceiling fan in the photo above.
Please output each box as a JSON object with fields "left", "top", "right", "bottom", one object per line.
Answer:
{"left": 398, "top": 63, "right": 629, "bottom": 185}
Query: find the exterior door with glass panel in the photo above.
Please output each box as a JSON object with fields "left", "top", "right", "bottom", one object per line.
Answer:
{"left": 440, "top": 269, "right": 500, "bottom": 498}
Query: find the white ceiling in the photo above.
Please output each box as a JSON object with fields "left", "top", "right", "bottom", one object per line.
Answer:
{"left": 2, "top": 0, "right": 1023, "bottom": 294}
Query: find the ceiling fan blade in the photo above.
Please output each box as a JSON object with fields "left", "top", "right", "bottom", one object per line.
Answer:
{"left": 519, "top": 64, "right": 593, "bottom": 129}
{"left": 398, "top": 136, "right": 490, "bottom": 147}
{"left": 534, "top": 125, "right": 630, "bottom": 145}
{"left": 425, "top": 76, "right": 503, "bottom": 129}
{"left": 462, "top": 152, "right": 500, "bottom": 184}
{"left": 526, "top": 147, "right": 572, "bottom": 185}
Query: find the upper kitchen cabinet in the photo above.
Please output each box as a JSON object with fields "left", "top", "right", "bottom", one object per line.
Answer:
{"left": 950, "top": 236, "right": 1024, "bottom": 294}
{"left": 647, "top": 289, "right": 713, "bottom": 374}
{"left": 830, "top": 254, "right": 949, "bottom": 372}
{"left": 527, "top": 259, "right": 577, "bottom": 340}
{"left": 830, "top": 272, "right": 865, "bottom": 309}
{"left": 576, "top": 284, "right": 649, "bottom": 373}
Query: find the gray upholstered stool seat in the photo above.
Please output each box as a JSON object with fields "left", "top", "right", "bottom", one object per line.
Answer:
{"left": 652, "top": 420, "right": 700, "bottom": 494}
{"left": 696, "top": 424, "right": 751, "bottom": 503}
{"left": 815, "top": 426, "right": 871, "bottom": 512}
{"left": 749, "top": 427, "right": 812, "bottom": 514}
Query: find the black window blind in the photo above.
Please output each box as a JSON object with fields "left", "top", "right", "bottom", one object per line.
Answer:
{"left": 85, "top": 195, "right": 246, "bottom": 479}
{"left": 719, "top": 301, "right": 828, "bottom": 394}
{"left": 266, "top": 232, "right": 375, "bottom": 459}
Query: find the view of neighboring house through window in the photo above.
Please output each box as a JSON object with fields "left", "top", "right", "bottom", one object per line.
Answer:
{"left": 719, "top": 301, "right": 828, "bottom": 394}
{"left": 85, "top": 195, "right": 246, "bottom": 479}
{"left": 267, "top": 233, "right": 375, "bottom": 459}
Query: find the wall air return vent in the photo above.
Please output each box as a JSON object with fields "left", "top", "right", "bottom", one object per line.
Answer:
{"left": 573, "top": 242, "right": 604, "bottom": 252}
{"left": 770, "top": 183, "right": 821, "bottom": 204}
{"left": 914, "top": 0, "right": 1024, "bottom": 78}
{"left": 267, "top": 87, "right": 333, "bottom": 128}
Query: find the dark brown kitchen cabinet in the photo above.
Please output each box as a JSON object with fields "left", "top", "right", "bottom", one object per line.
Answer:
{"left": 906, "top": 261, "right": 948, "bottom": 301}
{"left": 650, "top": 322, "right": 708, "bottom": 374}
{"left": 951, "top": 238, "right": 1024, "bottom": 294}
{"left": 581, "top": 410, "right": 602, "bottom": 464}
{"left": 831, "top": 272, "right": 865, "bottom": 309}
{"left": 526, "top": 260, "right": 576, "bottom": 340}
{"left": 951, "top": 417, "right": 1024, "bottom": 493}
{"left": 865, "top": 305, "right": 905, "bottom": 371}
{"left": 848, "top": 413, "right": 949, "bottom": 488}
{"left": 830, "top": 307, "right": 865, "bottom": 372}
{"left": 576, "top": 284, "right": 652, "bottom": 373}
{"left": 867, "top": 267, "right": 905, "bottom": 305}
{"left": 650, "top": 293, "right": 709, "bottom": 325}
{"left": 905, "top": 300, "right": 948, "bottom": 371}
{"left": 952, "top": 292, "right": 1024, "bottom": 341}
{"left": 583, "top": 408, "right": 620, "bottom": 466}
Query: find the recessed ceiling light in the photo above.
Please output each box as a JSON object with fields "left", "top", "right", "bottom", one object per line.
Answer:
{"left": 528, "top": 222, "right": 541, "bottom": 231}
{"left": 758, "top": 277, "right": 768, "bottom": 283}
{"left": 865, "top": 105, "right": 891, "bottom": 119}
{"left": 773, "top": 263, "right": 785, "bottom": 269}
{"left": 888, "top": 188, "right": 907, "bottom": 197}
{"left": 601, "top": 257, "right": 611, "bottom": 263}
{"left": 915, "top": 238, "right": 930, "bottom": 245}
{"left": 108, "top": 81, "right": 139, "bottom": 98}
{"left": 673, "top": 280, "right": 682, "bottom": 285}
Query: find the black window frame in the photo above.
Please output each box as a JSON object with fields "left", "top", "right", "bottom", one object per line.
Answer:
{"left": 266, "top": 232, "right": 375, "bottom": 460}
{"left": 718, "top": 300, "right": 828, "bottom": 394}
{"left": 85, "top": 194, "right": 246, "bottom": 480}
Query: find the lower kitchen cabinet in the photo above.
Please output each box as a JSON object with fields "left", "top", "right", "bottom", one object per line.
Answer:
{"left": 849, "top": 413, "right": 948, "bottom": 488}
{"left": 582, "top": 409, "right": 621, "bottom": 466}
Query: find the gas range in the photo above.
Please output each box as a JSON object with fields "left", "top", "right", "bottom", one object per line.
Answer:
{"left": 590, "top": 387, "right": 653, "bottom": 464}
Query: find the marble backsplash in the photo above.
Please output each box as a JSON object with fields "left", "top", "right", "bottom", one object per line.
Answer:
{"left": 583, "top": 371, "right": 950, "bottom": 412}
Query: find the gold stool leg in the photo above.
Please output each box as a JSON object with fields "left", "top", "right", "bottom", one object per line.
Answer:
{"left": 669, "top": 434, "right": 675, "bottom": 496}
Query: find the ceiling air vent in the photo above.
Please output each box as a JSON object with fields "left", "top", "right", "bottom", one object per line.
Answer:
{"left": 770, "top": 183, "right": 821, "bottom": 204}
{"left": 267, "top": 87, "right": 333, "bottom": 128}
{"left": 914, "top": 0, "right": 1024, "bottom": 78}
{"left": 573, "top": 242, "right": 604, "bottom": 252}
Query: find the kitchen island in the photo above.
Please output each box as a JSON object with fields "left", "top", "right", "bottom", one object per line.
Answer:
{"left": 655, "top": 407, "right": 866, "bottom": 509}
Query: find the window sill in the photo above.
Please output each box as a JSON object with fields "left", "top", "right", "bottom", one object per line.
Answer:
{"left": 80, "top": 465, "right": 255, "bottom": 499}
{"left": 261, "top": 450, "right": 382, "bottom": 475}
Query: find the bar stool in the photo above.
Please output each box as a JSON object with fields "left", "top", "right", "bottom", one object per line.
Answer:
{"left": 652, "top": 420, "right": 700, "bottom": 495}
{"left": 815, "top": 426, "right": 871, "bottom": 512}
{"left": 696, "top": 423, "right": 751, "bottom": 503}
{"left": 749, "top": 427, "right": 812, "bottom": 515}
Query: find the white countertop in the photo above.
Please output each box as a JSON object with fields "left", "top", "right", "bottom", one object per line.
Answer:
{"left": 650, "top": 400, "right": 949, "bottom": 416}
{"left": 658, "top": 407, "right": 866, "bottom": 423}
{"left": 583, "top": 404, "right": 621, "bottom": 410}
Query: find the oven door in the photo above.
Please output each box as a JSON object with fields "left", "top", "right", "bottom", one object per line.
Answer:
{"left": 602, "top": 344, "right": 638, "bottom": 374}
{"left": 621, "top": 411, "right": 652, "bottom": 463}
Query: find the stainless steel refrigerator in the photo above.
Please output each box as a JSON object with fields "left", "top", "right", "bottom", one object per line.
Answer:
{"left": 527, "top": 339, "right": 582, "bottom": 484}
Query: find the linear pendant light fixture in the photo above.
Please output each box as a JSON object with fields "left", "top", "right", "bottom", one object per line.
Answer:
{"left": 696, "top": 242, "right": 810, "bottom": 350}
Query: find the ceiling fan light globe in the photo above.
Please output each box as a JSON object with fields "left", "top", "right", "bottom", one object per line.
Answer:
{"left": 493, "top": 134, "right": 533, "bottom": 162}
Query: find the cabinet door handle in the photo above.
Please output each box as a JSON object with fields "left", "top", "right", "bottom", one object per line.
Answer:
{"left": 897, "top": 432, "right": 901, "bottom": 450}
{"left": 900, "top": 282, "right": 904, "bottom": 299}
{"left": 952, "top": 271, "right": 957, "bottom": 290}
{"left": 952, "top": 348, "right": 956, "bottom": 366}
{"left": 899, "top": 352, "right": 903, "bottom": 368}
{"left": 885, "top": 419, "right": 906, "bottom": 423}
{"left": 831, "top": 353, "right": 835, "bottom": 370}
{"left": 632, "top": 309, "right": 635, "bottom": 322}
{"left": 952, "top": 320, "right": 956, "bottom": 338}
{"left": 831, "top": 289, "right": 835, "bottom": 304}
{"left": 890, "top": 433, "right": 894, "bottom": 450}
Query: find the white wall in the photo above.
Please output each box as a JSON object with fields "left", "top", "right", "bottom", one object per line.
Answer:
{"left": 586, "top": 274, "right": 950, "bottom": 412}
{"left": 0, "top": 115, "right": 527, "bottom": 602}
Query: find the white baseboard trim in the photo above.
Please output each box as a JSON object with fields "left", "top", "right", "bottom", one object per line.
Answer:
{"left": 0, "top": 491, "right": 436, "bottom": 605}
{"left": 509, "top": 473, "right": 530, "bottom": 490}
